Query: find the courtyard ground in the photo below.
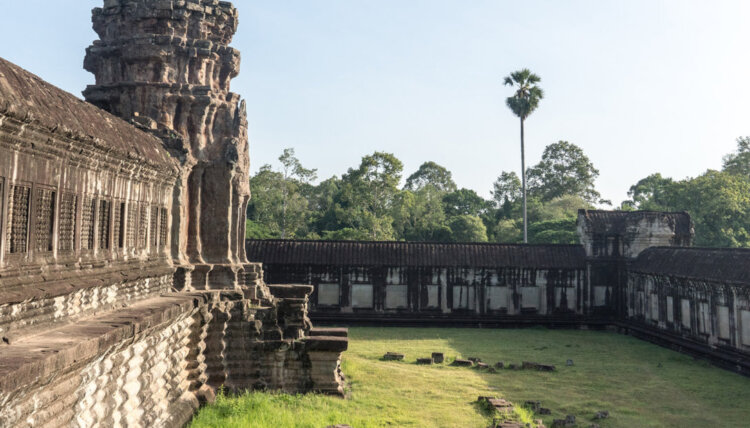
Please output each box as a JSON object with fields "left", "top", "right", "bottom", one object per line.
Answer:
{"left": 190, "top": 327, "right": 750, "bottom": 428}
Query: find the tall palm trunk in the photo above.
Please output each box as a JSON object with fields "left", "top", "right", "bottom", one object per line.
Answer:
{"left": 520, "top": 118, "right": 528, "bottom": 243}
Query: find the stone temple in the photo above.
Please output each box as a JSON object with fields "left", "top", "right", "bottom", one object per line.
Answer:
{"left": 1, "top": 1, "right": 749, "bottom": 427}
{"left": 0, "top": 1, "right": 347, "bottom": 427}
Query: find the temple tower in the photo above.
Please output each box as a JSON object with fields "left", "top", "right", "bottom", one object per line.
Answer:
{"left": 84, "top": 0, "right": 252, "bottom": 289}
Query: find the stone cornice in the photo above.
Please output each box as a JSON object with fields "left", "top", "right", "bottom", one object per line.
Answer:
{"left": 0, "top": 113, "right": 179, "bottom": 187}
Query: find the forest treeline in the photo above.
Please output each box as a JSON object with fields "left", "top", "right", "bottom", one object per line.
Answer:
{"left": 247, "top": 137, "right": 750, "bottom": 247}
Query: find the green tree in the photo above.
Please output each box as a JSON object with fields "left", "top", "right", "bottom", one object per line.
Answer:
{"left": 277, "top": 148, "right": 317, "bottom": 238}
{"left": 247, "top": 149, "right": 317, "bottom": 239}
{"left": 443, "top": 188, "right": 491, "bottom": 218}
{"left": 447, "top": 215, "right": 488, "bottom": 243}
{"left": 623, "top": 169, "right": 750, "bottom": 247}
{"left": 528, "top": 218, "right": 578, "bottom": 244}
{"left": 527, "top": 141, "right": 601, "bottom": 203}
{"left": 392, "top": 188, "right": 451, "bottom": 242}
{"left": 495, "top": 219, "right": 522, "bottom": 243}
{"left": 404, "top": 161, "right": 457, "bottom": 193}
{"left": 335, "top": 152, "right": 404, "bottom": 240}
{"left": 622, "top": 173, "right": 675, "bottom": 211}
{"left": 504, "top": 68, "right": 544, "bottom": 243}
{"left": 492, "top": 171, "right": 522, "bottom": 205}
{"left": 671, "top": 171, "right": 750, "bottom": 247}
{"left": 722, "top": 136, "right": 750, "bottom": 178}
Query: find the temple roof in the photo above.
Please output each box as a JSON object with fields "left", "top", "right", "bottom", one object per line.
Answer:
{"left": 0, "top": 57, "right": 175, "bottom": 167}
{"left": 577, "top": 210, "right": 693, "bottom": 237}
{"left": 246, "top": 240, "right": 586, "bottom": 269}
{"left": 631, "top": 247, "right": 750, "bottom": 285}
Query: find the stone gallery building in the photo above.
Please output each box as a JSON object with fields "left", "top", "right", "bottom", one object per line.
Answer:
{"left": 249, "top": 210, "right": 750, "bottom": 373}
{"left": 0, "top": 1, "right": 347, "bottom": 427}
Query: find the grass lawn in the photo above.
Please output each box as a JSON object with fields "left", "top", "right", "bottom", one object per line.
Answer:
{"left": 190, "top": 327, "right": 750, "bottom": 428}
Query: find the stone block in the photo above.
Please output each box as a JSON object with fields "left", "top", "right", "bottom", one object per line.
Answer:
{"left": 382, "top": 352, "right": 404, "bottom": 361}
{"left": 451, "top": 359, "right": 473, "bottom": 367}
{"left": 431, "top": 352, "right": 444, "bottom": 363}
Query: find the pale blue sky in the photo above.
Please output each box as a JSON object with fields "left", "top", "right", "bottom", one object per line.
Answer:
{"left": 2, "top": 1, "right": 749, "bottom": 204}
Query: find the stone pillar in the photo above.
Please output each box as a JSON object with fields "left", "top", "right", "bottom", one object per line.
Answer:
{"left": 303, "top": 335, "right": 349, "bottom": 397}
{"left": 83, "top": 0, "right": 252, "bottom": 289}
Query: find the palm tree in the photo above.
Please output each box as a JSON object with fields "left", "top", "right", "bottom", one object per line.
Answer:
{"left": 504, "top": 69, "right": 544, "bottom": 243}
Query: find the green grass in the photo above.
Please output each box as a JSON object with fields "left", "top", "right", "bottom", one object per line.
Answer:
{"left": 190, "top": 327, "right": 750, "bottom": 428}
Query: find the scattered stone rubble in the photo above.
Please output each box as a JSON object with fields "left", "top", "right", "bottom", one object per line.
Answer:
{"left": 478, "top": 397, "right": 547, "bottom": 428}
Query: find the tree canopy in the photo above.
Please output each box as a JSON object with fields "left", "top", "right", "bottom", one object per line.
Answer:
{"left": 504, "top": 69, "right": 544, "bottom": 121}
{"left": 247, "top": 142, "right": 605, "bottom": 245}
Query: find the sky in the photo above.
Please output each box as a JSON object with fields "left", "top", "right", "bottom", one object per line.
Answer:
{"left": 1, "top": 0, "right": 749, "bottom": 205}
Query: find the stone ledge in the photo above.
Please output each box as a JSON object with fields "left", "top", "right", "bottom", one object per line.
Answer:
{"left": 0, "top": 294, "right": 196, "bottom": 397}
{"left": 302, "top": 336, "right": 349, "bottom": 353}
{"left": 309, "top": 328, "right": 349, "bottom": 338}
{"left": 265, "top": 284, "right": 315, "bottom": 299}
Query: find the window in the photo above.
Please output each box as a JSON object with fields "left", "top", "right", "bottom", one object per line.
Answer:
{"left": 58, "top": 192, "right": 77, "bottom": 252}
{"left": 0, "top": 178, "right": 4, "bottom": 254}
{"left": 98, "top": 200, "right": 111, "bottom": 250}
{"left": 34, "top": 188, "right": 56, "bottom": 252}
{"left": 317, "top": 283, "right": 340, "bottom": 306}
{"left": 81, "top": 196, "right": 96, "bottom": 250}
{"left": 453, "top": 285, "right": 475, "bottom": 310}
{"left": 6, "top": 184, "right": 31, "bottom": 254}
{"left": 149, "top": 206, "right": 158, "bottom": 248}
{"left": 127, "top": 202, "right": 137, "bottom": 248}
{"left": 385, "top": 285, "right": 408, "bottom": 309}
{"left": 487, "top": 286, "right": 508, "bottom": 310}
{"left": 114, "top": 202, "right": 125, "bottom": 249}
{"left": 159, "top": 207, "right": 168, "bottom": 249}
{"left": 351, "top": 284, "right": 374, "bottom": 309}
{"left": 138, "top": 205, "right": 148, "bottom": 249}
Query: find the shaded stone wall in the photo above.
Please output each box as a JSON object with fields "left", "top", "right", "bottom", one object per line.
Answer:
{"left": 264, "top": 265, "right": 590, "bottom": 319}
{"left": 625, "top": 248, "right": 750, "bottom": 372}
{"left": 248, "top": 241, "right": 594, "bottom": 324}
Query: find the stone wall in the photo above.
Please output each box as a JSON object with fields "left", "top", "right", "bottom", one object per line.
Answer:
{"left": 249, "top": 211, "right": 750, "bottom": 375}
{"left": 248, "top": 241, "right": 593, "bottom": 325}
{"left": 625, "top": 247, "right": 750, "bottom": 372}
{"left": 0, "top": 1, "right": 348, "bottom": 427}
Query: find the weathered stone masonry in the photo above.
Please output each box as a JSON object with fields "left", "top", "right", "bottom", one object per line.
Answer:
{"left": 0, "top": 1, "right": 347, "bottom": 427}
